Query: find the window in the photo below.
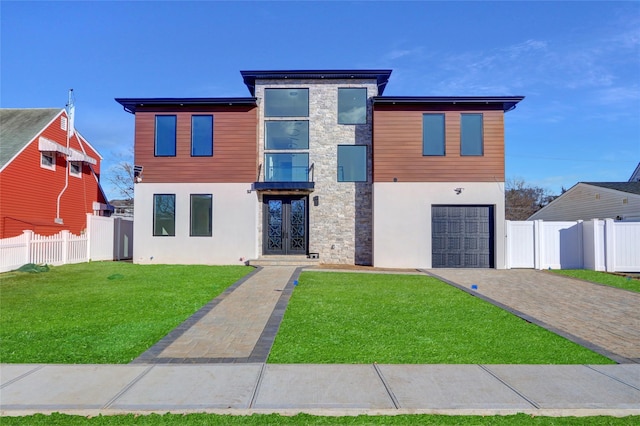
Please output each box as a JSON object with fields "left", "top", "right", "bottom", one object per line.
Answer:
{"left": 265, "top": 121, "right": 309, "bottom": 150}
{"left": 338, "top": 88, "right": 367, "bottom": 124}
{"left": 423, "top": 114, "right": 445, "bottom": 156}
{"left": 190, "top": 194, "right": 212, "bottom": 237}
{"left": 191, "top": 115, "right": 213, "bottom": 156}
{"left": 60, "top": 116, "right": 67, "bottom": 131}
{"left": 41, "top": 152, "right": 55, "bottom": 170}
{"left": 264, "top": 153, "right": 309, "bottom": 182}
{"left": 155, "top": 115, "right": 177, "bottom": 156}
{"left": 153, "top": 194, "right": 175, "bottom": 236}
{"left": 264, "top": 88, "right": 309, "bottom": 117}
{"left": 337, "top": 145, "right": 367, "bottom": 182}
{"left": 69, "top": 161, "right": 82, "bottom": 177}
{"left": 461, "top": 114, "right": 483, "bottom": 156}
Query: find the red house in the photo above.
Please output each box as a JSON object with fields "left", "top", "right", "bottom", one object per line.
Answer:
{"left": 0, "top": 108, "right": 111, "bottom": 239}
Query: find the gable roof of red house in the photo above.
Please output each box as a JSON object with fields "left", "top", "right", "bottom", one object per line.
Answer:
{"left": 0, "top": 108, "right": 62, "bottom": 170}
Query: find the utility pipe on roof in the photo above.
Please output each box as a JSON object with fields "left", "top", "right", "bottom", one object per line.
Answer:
{"left": 55, "top": 90, "right": 74, "bottom": 224}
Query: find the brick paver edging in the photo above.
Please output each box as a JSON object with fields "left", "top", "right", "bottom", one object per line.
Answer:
{"left": 424, "top": 270, "right": 634, "bottom": 365}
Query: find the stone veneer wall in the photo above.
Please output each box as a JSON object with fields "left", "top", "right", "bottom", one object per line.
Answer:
{"left": 255, "top": 79, "right": 378, "bottom": 264}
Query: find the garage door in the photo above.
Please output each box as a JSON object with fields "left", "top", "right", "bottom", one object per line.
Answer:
{"left": 432, "top": 205, "right": 494, "bottom": 268}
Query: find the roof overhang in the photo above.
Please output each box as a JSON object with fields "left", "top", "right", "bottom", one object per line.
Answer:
{"left": 240, "top": 70, "right": 393, "bottom": 96}
{"left": 372, "top": 96, "right": 525, "bottom": 112}
{"left": 114, "top": 97, "right": 257, "bottom": 114}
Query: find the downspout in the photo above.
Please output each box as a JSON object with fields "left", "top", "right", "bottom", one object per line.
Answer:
{"left": 55, "top": 93, "right": 73, "bottom": 224}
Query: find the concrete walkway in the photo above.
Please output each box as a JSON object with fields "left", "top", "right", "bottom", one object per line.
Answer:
{"left": 2, "top": 267, "right": 640, "bottom": 417}
{"left": 429, "top": 269, "right": 640, "bottom": 364}
{"left": 2, "top": 363, "right": 639, "bottom": 416}
{"left": 133, "top": 266, "right": 298, "bottom": 363}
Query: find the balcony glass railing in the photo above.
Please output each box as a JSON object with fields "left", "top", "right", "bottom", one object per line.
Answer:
{"left": 264, "top": 153, "right": 310, "bottom": 182}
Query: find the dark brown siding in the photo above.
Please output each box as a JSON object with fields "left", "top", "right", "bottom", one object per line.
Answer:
{"left": 134, "top": 105, "right": 257, "bottom": 183}
{"left": 373, "top": 104, "right": 505, "bottom": 182}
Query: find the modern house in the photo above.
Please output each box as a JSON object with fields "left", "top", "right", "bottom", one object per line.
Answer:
{"left": 528, "top": 182, "right": 640, "bottom": 222}
{"left": 116, "top": 70, "right": 523, "bottom": 268}
{"left": 0, "top": 108, "right": 111, "bottom": 238}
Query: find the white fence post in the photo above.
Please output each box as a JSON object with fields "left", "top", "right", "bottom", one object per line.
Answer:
{"left": 23, "top": 230, "right": 33, "bottom": 265}
{"left": 534, "top": 220, "right": 543, "bottom": 269}
{"left": 61, "top": 230, "right": 70, "bottom": 264}
{"left": 86, "top": 213, "right": 92, "bottom": 261}
{"left": 604, "top": 218, "right": 615, "bottom": 272}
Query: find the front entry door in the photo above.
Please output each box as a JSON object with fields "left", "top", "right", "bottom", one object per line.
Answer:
{"left": 263, "top": 196, "right": 308, "bottom": 255}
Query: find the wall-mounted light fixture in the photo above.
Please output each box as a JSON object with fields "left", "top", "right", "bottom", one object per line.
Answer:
{"left": 454, "top": 187, "right": 464, "bottom": 195}
{"left": 134, "top": 165, "right": 144, "bottom": 183}
{"left": 313, "top": 196, "right": 319, "bottom": 206}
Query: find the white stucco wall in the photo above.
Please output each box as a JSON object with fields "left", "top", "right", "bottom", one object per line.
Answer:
{"left": 372, "top": 182, "right": 506, "bottom": 269}
{"left": 133, "top": 183, "right": 257, "bottom": 265}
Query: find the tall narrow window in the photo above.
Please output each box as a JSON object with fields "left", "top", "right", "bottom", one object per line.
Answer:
{"left": 461, "top": 114, "right": 483, "bottom": 156}
{"left": 190, "top": 194, "right": 212, "bottom": 237}
{"left": 337, "top": 145, "right": 367, "bottom": 182}
{"left": 153, "top": 194, "right": 175, "bottom": 236}
{"left": 264, "top": 88, "right": 309, "bottom": 117}
{"left": 338, "top": 88, "right": 367, "bottom": 124}
{"left": 423, "top": 114, "right": 445, "bottom": 156}
{"left": 155, "top": 115, "right": 176, "bottom": 156}
{"left": 191, "top": 115, "right": 213, "bottom": 156}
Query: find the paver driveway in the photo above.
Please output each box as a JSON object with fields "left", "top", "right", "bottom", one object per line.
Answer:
{"left": 428, "top": 269, "right": 640, "bottom": 364}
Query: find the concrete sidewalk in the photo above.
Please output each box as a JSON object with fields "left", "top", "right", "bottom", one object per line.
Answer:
{"left": 1, "top": 363, "right": 639, "bottom": 416}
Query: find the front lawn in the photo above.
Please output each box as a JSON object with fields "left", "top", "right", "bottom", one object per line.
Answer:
{"left": 550, "top": 269, "right": 640, "bottom": 293}
{"left": 268, "top": 272, "right": 613, "bottom": 364}
{"left": 0, "top": 262, "right": 252, "bottom": 364}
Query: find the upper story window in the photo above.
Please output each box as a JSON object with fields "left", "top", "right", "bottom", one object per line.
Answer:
{"left": 190, "top": 194, "right": 213, "bottom": 237}
{"left": 155, "top": 115, "right": 177, "bottom": 157}
{"left": 41, "top": 152, "right": 55, "bottom": 170}
{"left": 264, "top": 88, "right": 309, "bottom": 117}
{"left": 265, "top": 121, "right": 309, "bottom": 150}
{"left": 153, "top": 194, "right": 175, "bottom": 236}
{"left": 69, "top": 161, "right": 82, "bottom": 177}
{"left": 191, "top": 115, "right": 213, "bottom": 156}
{"left": 337, "top": 145, "right": 367, "bottom": 182}
{"left": 338, "top": 88, "right": 367, "bottom": 124}
{"left": 423, "top": 114, "right": 445, "bottom": 156}
{"left": 460, "top": 114, "right": 483, "bottom": 156}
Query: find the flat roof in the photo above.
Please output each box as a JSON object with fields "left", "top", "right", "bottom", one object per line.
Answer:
{"left": 240, "top": 70, "right": 393, "bottom": 96}
{"left": 372, "top": 96, "right": 525, "bottom": 112}
{"left": 114, "top": 97, "right": 257, "bottom": 114}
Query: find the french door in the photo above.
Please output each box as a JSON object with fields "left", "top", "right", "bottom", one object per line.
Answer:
{"left": 263, "top": 196, "right": 308, "bottom": 255}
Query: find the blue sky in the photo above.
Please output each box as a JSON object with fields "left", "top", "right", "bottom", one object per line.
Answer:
{"left": 2, "top": 1, "right": 639, "bottom": 200}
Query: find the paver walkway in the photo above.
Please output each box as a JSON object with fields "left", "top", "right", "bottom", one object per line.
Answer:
{"left": 429, "top": 269, "right": 640, "bottom": 364}
{"left": 133, "top": 266, "right": 298, "bottom": 363}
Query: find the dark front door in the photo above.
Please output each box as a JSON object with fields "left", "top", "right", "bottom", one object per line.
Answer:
{"left": 263, "top": 196, "right": 308, "bottom": 255}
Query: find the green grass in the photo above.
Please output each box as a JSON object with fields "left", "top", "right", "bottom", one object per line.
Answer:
{"left": 550, "top": 269, "right": 640, "bottom": 293}
{"left": 0, "top": 262, "right": 252, "bottom": 364}
{"left": 1, "top": 413, "right": 638, "bottom": 425}
{"left": 268, "top": 272, "right": 613, "bottom": 364}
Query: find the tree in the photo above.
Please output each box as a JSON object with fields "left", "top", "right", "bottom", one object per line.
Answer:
{"left": 107, "top": 159, "right": 134, "bottom": 201}
{"left": 505, "top": 178, "right": 555, "bottom": 220}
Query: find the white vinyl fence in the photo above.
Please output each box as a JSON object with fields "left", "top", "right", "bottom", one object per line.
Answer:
{"left": 506, "top": 219, "right": 640, "bottom": 272}
{"left": 0, "top": 214, "right": 133, "bottom": 273}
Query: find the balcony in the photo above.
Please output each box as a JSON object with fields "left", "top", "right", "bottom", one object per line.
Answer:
{"left": 253, "top": 154, "right": 315, "bottom": 193}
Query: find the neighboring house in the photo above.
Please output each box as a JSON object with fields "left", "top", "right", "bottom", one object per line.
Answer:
{"left": 116, "top": 70, "right": 523, "bottom": 268}
{"left": 630, "top": 162, "right": 640, "bottom": 182}
{"left": 528, "top": 182, "right": 640, "bottom": 222}
{"left": 0, "top": 108, "right": 111, "bottom": 238}
{"left": 110, "top": 199, "right": 134, "bottom": 218}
